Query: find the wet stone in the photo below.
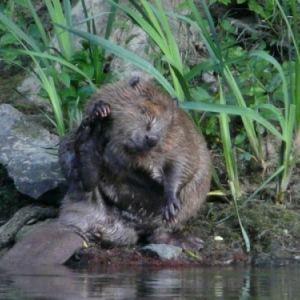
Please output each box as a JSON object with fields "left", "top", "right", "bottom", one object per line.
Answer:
{"left": 0, "top": 104, "right": 65, "bottom": 199}
{"left": 140, "top": 244, "right": 182, "bottom": 260}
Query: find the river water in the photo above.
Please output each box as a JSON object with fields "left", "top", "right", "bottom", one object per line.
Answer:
{"left": 0, "top": 264, "right": 299, "bottom": 299}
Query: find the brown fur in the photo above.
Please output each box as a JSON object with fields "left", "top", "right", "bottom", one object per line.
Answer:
{"left": 58, "top": 78, "right": 211, "bottom": 250}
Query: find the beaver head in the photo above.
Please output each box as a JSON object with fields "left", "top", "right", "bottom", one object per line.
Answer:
{"left": 113, "top": 88, "right": 178, "bottom": 154}
{"left": 89, "top": 78, "right": 179, "bottom": 155}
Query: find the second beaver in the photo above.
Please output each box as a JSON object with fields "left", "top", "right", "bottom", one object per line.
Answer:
{"left": 59, "top": 77, "right": 211, "bottom": 250}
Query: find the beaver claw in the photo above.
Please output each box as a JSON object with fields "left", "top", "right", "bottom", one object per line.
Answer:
{"left": 80, "top": 101, "right": 111, "bottom": 130}
{"left": 92, "top": 101, "right": 111, "bottom": 119}
{"left": 163, "top": 196, "right": 181, "bottom": 222}
{"left": 77, "top": 101, "right": 110, "bottom": 141}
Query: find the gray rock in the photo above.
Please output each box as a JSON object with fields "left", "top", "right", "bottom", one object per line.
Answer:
{"left": 0, "top": 104, "right": 65, "bottom": 199}
{"left": 140, "top": 244, "right": 182, "bottom": 260}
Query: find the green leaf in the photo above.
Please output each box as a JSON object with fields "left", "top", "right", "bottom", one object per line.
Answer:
{"left": 235, "top": 133, "right": 246, "bottom": 145}
{"left": 249, "top": 0, "right": 267, "bottom": 19}
{"left": 220, "top": 19, "right": 232, "bottom": 31}
{"left": 59, "top": 72, "right": 71, "bottom": 88}
{"left": 60, "top": 86, "right": 77, "bottom": 100}
{"left": 254, "top": 103, "right": 284, "bottom": 126}
{"left": 185, "top": 60, "right": 214, "bottom": 81}
{"left": 190, "top": 87, "right": 211, "bottom": 102}
{"left": 265, "top": 73, "right": 282, "bottom": 93}
{"left": 27, "top": 24, "right": 41, "bottom": 40}
{"left": 82, "top": 64, "right": 95, "bottom": 80}
{"left": 78, "top": 85, "right": 94, "bottom": 100}
{"left": 0, "top": 33, "right": 18, "bottom": 45}
{"left": 43, "top": 67, "right": 58, "bottom": 76}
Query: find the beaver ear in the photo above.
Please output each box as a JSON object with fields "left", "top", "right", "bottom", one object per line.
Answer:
{"left": 129, "top": 76, "right": 140, "bottom": 88}
{"left": 172, "top": 97, "right": 179, "bottom": 108}
{"left": 166, "top": 97, "right": 178, "bottom": 113}
{"left": 168, "top": 97, "right": 178, "bottom": 111}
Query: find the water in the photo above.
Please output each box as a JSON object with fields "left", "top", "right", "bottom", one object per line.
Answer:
{"left": 0, "top": 264, "right": 299, "bottom": 299}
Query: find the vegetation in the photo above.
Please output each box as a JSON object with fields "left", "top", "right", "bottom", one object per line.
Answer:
{"left": 0, "top": 0, "right": 116, "bottom": 136}
{"left": 1, "top": 0, "right": 300, "bottom": 251}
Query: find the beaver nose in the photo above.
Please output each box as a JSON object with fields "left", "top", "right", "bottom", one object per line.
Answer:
{"left": 145, "top": 135, "right": 159, "bottom": 148}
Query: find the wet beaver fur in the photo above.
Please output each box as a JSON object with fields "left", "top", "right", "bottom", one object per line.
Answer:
{"left": 58, "top": 77, "right": 211, "bottom": 250}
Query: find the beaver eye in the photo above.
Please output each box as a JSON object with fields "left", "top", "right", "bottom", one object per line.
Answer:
{"left": 140, "top": 107, "right": 146, "bottom": 114}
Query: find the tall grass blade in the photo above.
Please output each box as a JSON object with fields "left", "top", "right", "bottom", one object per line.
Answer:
{"left": 219, "top": 77, "right": 241, "bottom": 197}
{"left": 44, "top": 0, "right": 73, "bottom": 59}
{"left": 180, "top": 102, "right": 283, "bottom": 140}
{"left": 25, "top": 0, "right": 49, "bottom": 46}
{"left": 230, "top": 182, "right": 251, "bottom": 252}
{"left": 105, "top": 0, "right": 119, "bottom": 40}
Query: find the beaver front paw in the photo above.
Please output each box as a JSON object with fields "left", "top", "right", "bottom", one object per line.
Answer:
{"left": 92, "top": 101, "right": 111, "bottom": 120}
{"left": 162, "top": 196, "right": 181, "bottom": 222}
{"left": 76, "top": 101, "right": 110, "bottom": 145}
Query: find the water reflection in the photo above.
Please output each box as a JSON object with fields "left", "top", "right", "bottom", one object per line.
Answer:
{"left": 0, "top": 264, "right": 299, "bottom": 299}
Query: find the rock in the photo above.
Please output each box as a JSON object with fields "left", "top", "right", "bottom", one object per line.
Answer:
{"left": 0, "top": 205, "right": 58, "bottom": 250}
{"left": 0, "top": 104, "right": 65, "bottom": 199}
{"left": 140, "top": 244, "right": 182, "bottom": 260}
{"left": 0, "top": 222, "right": 86, "bottom": 268}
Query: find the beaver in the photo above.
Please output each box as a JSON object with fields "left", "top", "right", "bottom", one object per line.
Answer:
{"left": 58, "top": 77, "right": 211, "bottom": 250}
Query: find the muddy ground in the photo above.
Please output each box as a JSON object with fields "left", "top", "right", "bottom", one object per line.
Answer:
{"left": 64, "top": 197, "right": 300, "bottom": 267}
